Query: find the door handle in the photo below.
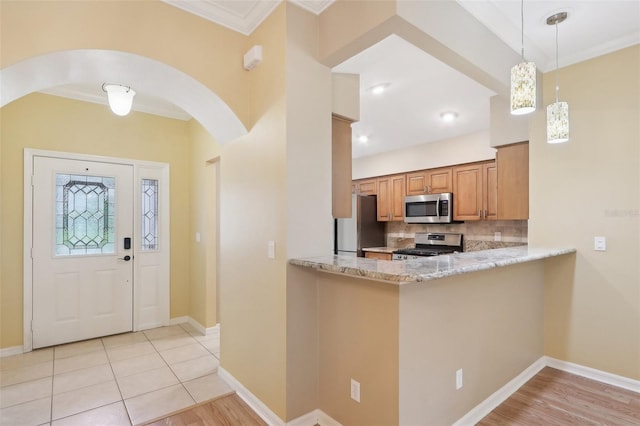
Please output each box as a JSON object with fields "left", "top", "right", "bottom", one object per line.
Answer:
{"left": 118, "top": 255, "right": 132, "bottom": 261}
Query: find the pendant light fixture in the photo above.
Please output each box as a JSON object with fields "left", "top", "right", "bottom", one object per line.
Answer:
{"left": 102, "top": 83, "right": 136, "bottom": 116}
{"left": 510, "top": 0, "right": 536, "bottom": 115}
{"left": 546, "top": 12, "right": 569, "bottom": 143}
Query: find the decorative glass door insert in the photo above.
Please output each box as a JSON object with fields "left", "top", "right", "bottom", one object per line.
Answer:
{"left": 56, "top": 173, "right": 116, "bottom": 256}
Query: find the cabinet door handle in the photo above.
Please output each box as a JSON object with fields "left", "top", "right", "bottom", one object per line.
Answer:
{"left": 484, "top": 209, "right": 488, "bottom": 219}
{"left": 478, "top": 209, "right": 481, "bottom": 218}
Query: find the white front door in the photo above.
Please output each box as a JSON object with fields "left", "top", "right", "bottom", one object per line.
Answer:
{"left": 32, "top": 157, "right": 134, "bottom": 348}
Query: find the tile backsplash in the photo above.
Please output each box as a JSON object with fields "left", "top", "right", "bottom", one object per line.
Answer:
{"left": 386, "top": 220, "right": 528, "bottom": 252}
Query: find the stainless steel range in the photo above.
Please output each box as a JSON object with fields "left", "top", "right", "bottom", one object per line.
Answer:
{"left": 392, "top": 232, "right": 463, "bottom": 260}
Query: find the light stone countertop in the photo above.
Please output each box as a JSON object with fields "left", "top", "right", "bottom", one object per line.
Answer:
{"left": 289, "top": 246, "right": 576, "bottom": 285}
{"left": 361, "top": 247, "right": 396, "bottom": 254}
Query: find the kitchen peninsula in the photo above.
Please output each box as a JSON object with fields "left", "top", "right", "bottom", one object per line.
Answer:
{"left": 289, "top": 246, "right": 575, "bottom": 425}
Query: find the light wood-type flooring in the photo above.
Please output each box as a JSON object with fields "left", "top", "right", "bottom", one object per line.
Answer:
{"left": 478, "top": 367, "right": 640, "bottom": 425}
{"left": 144, "top": 393, "right": 266, "bottom": 426}
{"left": 146, "top": 366, "right": 640, "bottom": 426}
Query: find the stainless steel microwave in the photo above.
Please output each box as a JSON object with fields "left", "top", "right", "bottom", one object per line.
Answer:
{"left": 404, "top": 193, "right": 454, "bottom": 224}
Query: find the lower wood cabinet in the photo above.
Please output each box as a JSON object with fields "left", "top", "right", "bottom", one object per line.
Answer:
{"left": 377, "top": 174, "right": 405, "bottom": 222}
{"left": 364, "top": 251, "right": 392, "bottom": 261}
{"left": 452, "top": 161, "right": 497, "bottom": 221}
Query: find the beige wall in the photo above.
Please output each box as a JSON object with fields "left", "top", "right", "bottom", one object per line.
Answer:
{"left": 0, "top": 0, "right": 249, "bottom": 128}
{"left": 188, "top": 120, "right": 221, "bottom": 328}
{"left": 529, "top": 46, "right": 640, "bottom": 379}
{"left": 0, "top": 93, "right": 192, "bottom": 347}
{"left": 218, "top": 4, "right": 288, "bottom": 419}
{"left": 352, "top": 130, "right": 496, "bottom": 179}
{"left": 399, "top": 261, "right": 545, "bottom": 424}
{"left": 317, "top": 272, "right": 399, "bottom": 426}
{"left": 284, "top": 4, "right": 333, "bottom": 420}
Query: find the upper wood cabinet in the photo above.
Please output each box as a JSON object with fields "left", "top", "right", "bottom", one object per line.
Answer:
{"left": 484, "top": 162, "right": 498, "bottom": 220}
{"left": 377, "top": 174, "right": 405, "bottom": 222}
{"left": 353, "top": 178, "right": 377, "bottom": 195}
{"left": 497, "top": 142, "right": 529, "bottom": 220}
{"left": 405, "top": 167, "right": 452, "bottom": 196}
{"left": 452, "top": 161, "right": 496, "bottom": 221}
{"left": 332, "top": 115, "right": 353, "bottom": 218}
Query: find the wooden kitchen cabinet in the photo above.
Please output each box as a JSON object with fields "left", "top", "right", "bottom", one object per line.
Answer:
{"left": 332, "top": 114, "right": 353, "bottom": 218}
{"left": 353, "top": 178, "right": 377, "bottom": 195}
{"left": 452, "top": 161, "right": 496, "bottom": 221}
{"left": 364, "top": 251, "right": 393, "bottom": 260}
{"left": 405, "top": 167, "right": 452, "bottom": 196}
{"left": 497, "top": 142, "right": 529, "bottom": 220}
{"left": 377, "top": 174, "right": 405, "bottom": 221}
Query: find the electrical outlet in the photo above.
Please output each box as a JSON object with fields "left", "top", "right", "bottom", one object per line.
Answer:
{"left": 350, "top": 379, "right": 361, "bottom": 402}
{"left": 456, "top": 369, "right": 463, "bottom": 390}
{"left": 494, "top": 232, "right": 502, "bottom": 242}
{"left": 594, "top": 236, "right": 606, "bottom": 251}
{"left": 195, "top": 232, "right": 201, "bottom": 243}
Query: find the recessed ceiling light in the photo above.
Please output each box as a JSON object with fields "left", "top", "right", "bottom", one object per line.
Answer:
{"left": 369, "top": 83, "right": 390, "bottom": 95}
{"left": 357, "top": 135, "right": 369, "bottom": 143}
{"left": 440, "top": 111, "right": 458, "bottom": 123}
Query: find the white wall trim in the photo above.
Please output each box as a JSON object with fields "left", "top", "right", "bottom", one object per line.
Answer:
{"left": 218, "top": 366, "right": 285, "bottom": 426}
{"left": 169, "top": 316, "right": 190, "bottom": 326}
{"left": 544, "top": 356, "right": 640, "bottom": 394}
{"left": 285, "top": 410, "right": 318, "bottom": 426}
{"left": 454, "top": 356, "right": 640, "bottom": 425}
{"left": 169, "top": 316, "right": 219, "bottom": 336}
{"left": 0, "top": 346, "right": 25, "bottom": 358}
{"left": 218, "top": 366, "right": 341, "bottom": 426}
{"left": 286, "top": 409, "right": 342, "bottom": 426}
{"left": 453, "top": 357, "right": 547, "bottom": 426}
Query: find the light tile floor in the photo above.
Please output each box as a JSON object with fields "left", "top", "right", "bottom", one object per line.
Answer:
{"left": 0, "top": 323, "right": 232, "bottom": 426}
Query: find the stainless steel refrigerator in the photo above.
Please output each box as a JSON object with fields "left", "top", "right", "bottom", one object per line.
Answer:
{"left": 334, "top": 194, "right": 386, "bottom": 257}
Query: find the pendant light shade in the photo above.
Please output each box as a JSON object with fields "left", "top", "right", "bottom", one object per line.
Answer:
{"left": 546, "top": 12, "right": 569, "bottom": 144}
{"left": 546, "top": 101, "right": 569, "bottom": 143}
{"left": 102, "top": 84, "right": 136, "bottom": 116}
{"left": 510, "top": 61, "right": 536, "bottom": 115}
{"left": 510, "top": 0, "right": 536, "bottom": 115}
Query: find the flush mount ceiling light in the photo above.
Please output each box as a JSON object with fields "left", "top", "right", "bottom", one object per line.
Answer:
{"left": 369, "top": 83, "right": 390, "bottom": 95}
{"left": 440, "top": 111, "right": 458, "bottom": 123}
{"left": 510, "top": 0, "right": 536, "bottom": 115}
{"left": 102, "top": 83, "right": 136, "bottom": 116}
{"left": 546, "top": 12, "right": 570, "bottom": 144}
{"left": 357, "top": 135, "right": 369, "bottom": 143}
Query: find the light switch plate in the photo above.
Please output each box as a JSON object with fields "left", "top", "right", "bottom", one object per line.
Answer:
{"left": 594, "top": 236, "right": 606, "bottom": 251}
{"left": 267, "top": 240, "right": 276, "bottom": 259}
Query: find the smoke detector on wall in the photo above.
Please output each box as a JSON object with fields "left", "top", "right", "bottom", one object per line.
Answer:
{"left": 244, "top": 45, "right": 263, "bottom": 71}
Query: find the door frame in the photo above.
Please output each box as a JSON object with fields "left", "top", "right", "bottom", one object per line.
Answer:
{"left": 23, "top": 149, "right": 170, "bottom": 352}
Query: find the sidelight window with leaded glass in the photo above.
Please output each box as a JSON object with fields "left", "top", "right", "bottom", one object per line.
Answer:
{"left": 141, "top": 179, "right": 159, "bottom": 251}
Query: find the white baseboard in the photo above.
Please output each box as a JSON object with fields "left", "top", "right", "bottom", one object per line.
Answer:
{"left": 287, "top": 409, "right": 342, "bottom": 426}
{"left": 314, "top": 410, "right": 342, "bottom": 426}
{"left": 169, "top": 316, "right": 219, "bottom": 336}
{"left": 544, "top": 356, "right": 640, "bottom": 393}
{"left": 218, "top": 366, "right": 285, "bottom": 426}
{"left": 169, "top": 316, "right": 189, "bottom": 326}
{"left": 0, "top": 345, "right": 25, "bottom": 358}
{"left": 453, "top": 357, "right": 547, "bottom": 426}
{"left": 454, "top": 356, "right": 640, "bottom": 425}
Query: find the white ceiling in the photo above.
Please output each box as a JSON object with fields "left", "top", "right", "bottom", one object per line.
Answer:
{"left": 40, "top": 0, "right": 639, "bottom": 158}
